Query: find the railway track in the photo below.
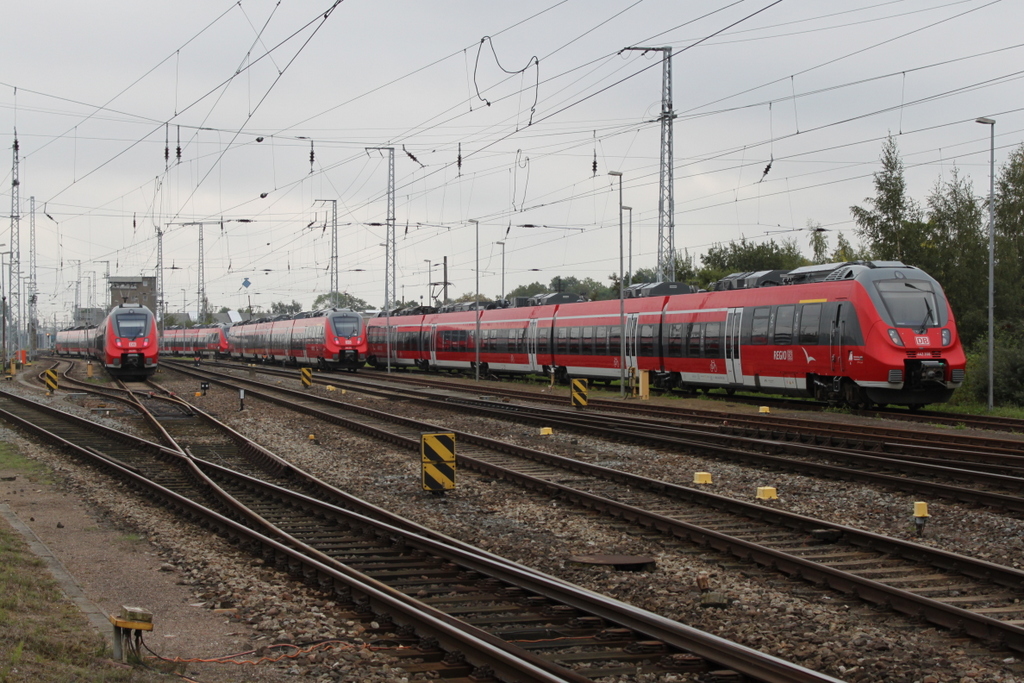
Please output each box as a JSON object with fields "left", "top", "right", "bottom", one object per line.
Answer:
{"left": 171, "top": 360, "right": 1024, "bottom": 515}
{"left": 160, "top": 362, "right": 1024, "bottom": 654}
{"left": 1, "top": 375, "right": 839, "bottom": 682}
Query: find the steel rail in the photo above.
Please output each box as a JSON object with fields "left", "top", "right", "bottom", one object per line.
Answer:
{"left": 161, "top": 365, "right": 1024, "bottom": 653}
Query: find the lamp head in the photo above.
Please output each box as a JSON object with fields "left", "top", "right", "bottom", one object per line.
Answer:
{"left": 976, "top": 117, "right": 995, "bottom": 125}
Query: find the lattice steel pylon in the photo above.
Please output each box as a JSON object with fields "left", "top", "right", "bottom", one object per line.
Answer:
{"left": 9, "top": 130, "right": 20, "bottom": 357}
{"left": 622, "top": 47, "right": 675, "bottom": 282}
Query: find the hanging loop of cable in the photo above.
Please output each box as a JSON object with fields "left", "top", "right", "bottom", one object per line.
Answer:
{"left": 473, "top": 36, "right": 540, "bottom": 128}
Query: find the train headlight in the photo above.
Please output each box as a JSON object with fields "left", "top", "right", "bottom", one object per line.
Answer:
{"left": 887, "top": 329, "right": 904, "bottom": 346}
{"left": 941, "top": 328, "right": 951, "bottom": 346}
{"left": 114, "top": 338, "right": 123, "bottom": 347}
{"left": 334, "top": 338, "right": 340, "bottom": 344}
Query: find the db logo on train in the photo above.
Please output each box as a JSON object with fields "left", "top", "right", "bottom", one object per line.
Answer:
{"left": 915, "top": 336, "right": 931, "bottom": 346}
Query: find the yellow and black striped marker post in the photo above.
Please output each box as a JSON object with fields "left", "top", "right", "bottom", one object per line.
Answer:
{"left": 421, "top": 432, "right": 456, "bottom": 494}
{"left": 300, "top": 367, "right": 313, "bottom": 388}
{"left": 43, "top": 369, "right": 58, "bottom": 395}
{"left": 571, "top": 378, "right": 588, "bottom": 409}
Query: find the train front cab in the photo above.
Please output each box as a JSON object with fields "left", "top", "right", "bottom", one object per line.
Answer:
{"left": 324, "top": 309, "right": 366, "bottom": 370}
{"left": 852, "top": 266, "right": 965, "bottom": 407}
{"left": 103, "top": 304, "right": 158, "bottom": 377}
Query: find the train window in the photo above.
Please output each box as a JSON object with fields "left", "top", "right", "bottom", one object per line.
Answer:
{"left": 687, "top": 323, "right": 704, "bottom": 357}
{"left": 538, "top": 327, "right": 551, "bottom": 355}
{"left": 799, "top": 304, "right": 822, "bottom": 344}
{"left": 581, "top": 327, "right": 594, "bottom": 355}
{"left": 774, "top": 306, "right": 795, "bottom": 345}
{"left": 555, "top": 327, "right": 568, "bottom": 354}
{"left": 569, "top": 327, "right": 581, "bottom": 355}
{"left": 609, "top": 325, "right": 622, "bottom": 357}
{"left": 114, "top": 313, "right": 149, "bottom": 338}
{"left": 639, "top": 324, "right": 656, "bottom": 356}
{"left": 837, "top": 302, "right": 864, "bottom": 345}
{"left": 333, "top": 315, "right": 361, "bottom": 338}
{"left": 875, "top": 279, "right": 942, "bottom": 327}
{"left": 666, "top": 323, "right": 683, "bottom": 357}
{"left": 594, "top": 326, "right": 607, "bottom": 355}
{"left": 704, "top": 322, "right": 722, "bottom": 358}
{"left": 750, "top": 307, "right": 770, "bottom": 344}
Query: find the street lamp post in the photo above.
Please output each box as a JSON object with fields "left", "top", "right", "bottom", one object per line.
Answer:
{"left": 424, "top": 260, "right": 432, "bottom": 305}
{"left": 496, "top": 241, "right": 506, "bottom": 302}
{"left": 471, "top": 219, "right": 481, "bottom": 381}
{"left": 608, "top": 171, "right": 626, "bottom": 398}
{"left": 622, "top": 206, "right": 633, "bottom": 286}
{"left": 977, "top": 116, "right": 996, "bottom": 410}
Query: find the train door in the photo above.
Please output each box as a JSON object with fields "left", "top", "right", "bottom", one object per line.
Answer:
{"left": 829, "top": 302, "right": 845, "bottom": 375}
{"left": 429, "top": 324, "right": 438, "bottom": 367}
{"left": 526, "top": 319, "right": 539, "bottom": 372}
{"left": 624, "top": 313, "right": 640, "bottom": 372}
{"left": 724, "top": 308, "right": 743, "bottom": 384}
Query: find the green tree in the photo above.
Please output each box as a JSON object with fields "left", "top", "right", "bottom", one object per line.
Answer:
{"left": 830, "top": 232, "right": 870, "bottom": 262}
{"left": 851, "top": 136, "right": 927, "bottom": 264}
{"left": 924, "top": 167, "right": 986, "bottom": 345}
{"left": 994, "top": 143, "right": 1024, "bottom": 334}
{"left": 808, "top": 221, "right": 829, "bottom": 264}
{"left": 505, "top": 281, "right": 548, "bottom": 300}
{"left": 269, "top": 300, "right": 303, "bottom": 315}
{"left": 312, "top": 292, "right": 370, "bottom": 311}
{"left": 696, "top": 237, "right": 807, "bottom": 288}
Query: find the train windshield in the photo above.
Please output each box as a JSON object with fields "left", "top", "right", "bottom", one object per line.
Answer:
{"left": 875, "top": 279, "right": 943, "bottom": 328}
{"left": 332, "top": 315, "right": 361, "bottom": 338}
{"left": 115, "top": 313, "right": 149, "bottom": 338}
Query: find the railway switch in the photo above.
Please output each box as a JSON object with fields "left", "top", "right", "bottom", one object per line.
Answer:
{"left": 693, "top": 472, "right": 712, "bottom": 484}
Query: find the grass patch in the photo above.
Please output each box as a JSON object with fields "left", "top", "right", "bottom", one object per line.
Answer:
{"left": 0, "top": 449, "right": 177, "bottom": 682}
{"left": 0, "top": 443, "right": 51, "bottom": 484}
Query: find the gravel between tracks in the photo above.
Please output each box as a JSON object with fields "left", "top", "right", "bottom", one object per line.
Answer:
{"left": 5, "top": 367, "right": 1024, "bottom": 683}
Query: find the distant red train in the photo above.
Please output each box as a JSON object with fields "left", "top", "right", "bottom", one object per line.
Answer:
{"left": 161, "top": 324, "right": 229, "bottom": 358}
{"left": 225, "top": 308, "right": 366, "bottom": 370}
{"left": 364, "top": 261, "right": 967, "bottom": 408}
{"left": 55, "top": 303, "right": 159, "bottom": 380}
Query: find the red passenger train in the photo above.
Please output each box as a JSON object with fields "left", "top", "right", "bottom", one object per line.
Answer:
{"left": 226, "top": 307, "right": 366, "bottom": 370}
{"left": 161, "top": 324, "right": 229, "bottom": 358}
{"left": 365, "top": 261, "right": 967, "bottom": 408}
{"left": 55, "top": 303, "right": 159, "bottom": 380}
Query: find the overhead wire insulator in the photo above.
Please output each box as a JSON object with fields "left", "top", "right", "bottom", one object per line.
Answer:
{"left": 457, "top": 142, "right": 462, "bottom": 176}
{"left": 592, "top": 130, "right": 597, "bottom": 176}
{"left": 176, "top": 125, "right": 182, "bottom": 163}
{"left": 309, "top": 140, "right": 315, "bottom": 173}
{"left": 164, "top": 123, "right": 169, "bottom": 168}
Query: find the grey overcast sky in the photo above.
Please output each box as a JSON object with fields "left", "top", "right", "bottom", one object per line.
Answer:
{"left": 1, "top": 0, "right": 1021, "bottom": 323}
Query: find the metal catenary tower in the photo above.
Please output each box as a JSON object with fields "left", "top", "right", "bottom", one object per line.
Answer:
{"left": 622, "top": 47, "right": 676, "bottom": 282}
{"left": 9, "top": 130, "right": 20, "bottom": 356}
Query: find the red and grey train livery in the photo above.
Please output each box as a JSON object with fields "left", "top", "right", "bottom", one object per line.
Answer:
{"left": 226, "top": 307, "right": 366, "bottom": 370}
{"left": 161, "top": 324, "right": 230, "bottom": 358}
{"left": 55, "top": 303, "right": 159, "bottom": 380}
{"left": 365, "top": 261, "right": 966, "bottom": 408}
